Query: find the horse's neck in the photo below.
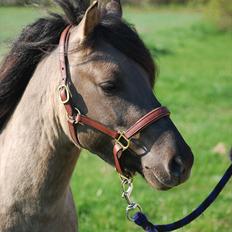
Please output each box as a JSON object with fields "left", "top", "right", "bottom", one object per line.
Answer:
{"left": 0, "top": 51, "right": 80, "bottom": 216}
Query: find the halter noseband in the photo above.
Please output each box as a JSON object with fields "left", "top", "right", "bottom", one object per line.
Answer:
{"left": 58, "top": 26, "right": 170, "bottom": 176}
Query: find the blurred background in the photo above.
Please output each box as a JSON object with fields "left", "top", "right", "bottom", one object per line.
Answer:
{"left": 0, "top": 0, "right": 231, "bottom": 231}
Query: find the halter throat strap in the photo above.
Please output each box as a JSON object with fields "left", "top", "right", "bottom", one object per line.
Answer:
{"left": 58, "top": 26, "right": 170, "bottom": 177}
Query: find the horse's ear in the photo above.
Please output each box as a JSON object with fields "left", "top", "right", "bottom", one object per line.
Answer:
{"left": 105, "top": 0, "right": 122, "bottom": 18}
{"left": 73, "top": 0, "right": 100, "bottom": 42}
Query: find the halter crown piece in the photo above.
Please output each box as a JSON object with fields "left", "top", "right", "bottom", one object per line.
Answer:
{"left": 58, "top": 26, "right": 232, "bottom": 232}
{"left": 58, "top": 25, "right": 170, "bottom": 177}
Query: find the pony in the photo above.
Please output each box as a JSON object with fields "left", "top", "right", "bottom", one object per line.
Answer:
{"left": 0, "top": 0, "right": 194, "bottom": 231}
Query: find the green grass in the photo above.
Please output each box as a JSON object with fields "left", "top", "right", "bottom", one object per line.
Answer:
{"left": 0, "top": 7, "right": 46, "bottom": 56}
{"left": 1, "top": 6, "right": 232, "bottom": 232}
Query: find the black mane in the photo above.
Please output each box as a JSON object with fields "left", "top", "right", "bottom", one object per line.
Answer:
{"left": 0, "top": 0, "right": 156, "bottom": 131}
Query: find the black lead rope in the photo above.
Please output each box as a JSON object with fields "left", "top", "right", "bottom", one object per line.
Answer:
{"left": 133, "top": 153, "right": 232, "bottom": 232}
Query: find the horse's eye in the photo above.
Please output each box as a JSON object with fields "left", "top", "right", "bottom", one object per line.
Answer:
{"left": 99, "top": 81, "right": 117, "bottom": 94}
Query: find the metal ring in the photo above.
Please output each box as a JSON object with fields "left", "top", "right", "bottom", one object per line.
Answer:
{"left": 74, "top": 107, "right": 81, "bottom": 115}
{"left": 126, "top": 203, "right": 142, "bottom": 221}
{"left": 58, "top": 84, "right": 70, "bottom": 104}
{"left": 66, "top": 113, "right": 75, "bottom": 123}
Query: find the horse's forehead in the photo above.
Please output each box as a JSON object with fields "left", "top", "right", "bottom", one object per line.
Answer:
{"left": 93, "top": 43, "right": 143, "bottom": 77}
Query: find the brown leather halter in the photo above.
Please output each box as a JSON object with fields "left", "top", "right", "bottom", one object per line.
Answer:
{"left": 58, "top": 26, "right": 170, "bottom": 176}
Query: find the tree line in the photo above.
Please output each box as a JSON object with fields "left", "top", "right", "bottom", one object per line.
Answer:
{"left": 0, "top": 0, "right": 231, "bottom": 31}
{"left": 0, "top": 0, "right": 209, "bottom": 5}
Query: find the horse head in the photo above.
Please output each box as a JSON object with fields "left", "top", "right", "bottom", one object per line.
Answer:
{"left": 57, "top": 0, "right": 194, "bottom": 190}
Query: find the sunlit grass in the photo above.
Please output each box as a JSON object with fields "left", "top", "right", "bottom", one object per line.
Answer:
{"left": 0, "top": 6, "right": 231, "bottom": 232}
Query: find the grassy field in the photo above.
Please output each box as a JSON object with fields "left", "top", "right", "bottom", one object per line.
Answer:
{"left": 0, "top": 6, "right": 232, "bottom": 232}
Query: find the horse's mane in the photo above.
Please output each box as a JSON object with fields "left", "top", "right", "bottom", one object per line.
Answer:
{"left": 0, "top": 0, "right": 156, "bottom": 131}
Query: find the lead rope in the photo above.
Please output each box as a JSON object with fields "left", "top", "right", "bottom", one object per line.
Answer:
{"left": 120, "top": 151, "right": 232, "bottom": 232}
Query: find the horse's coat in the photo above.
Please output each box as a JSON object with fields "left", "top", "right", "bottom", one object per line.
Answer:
{"left": 0, "top": 1, "right": 194, "bottom": 231}
{"left": 0, "top": 53, "right": 79, "bottom": 231}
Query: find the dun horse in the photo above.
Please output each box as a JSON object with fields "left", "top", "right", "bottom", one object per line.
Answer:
{"left": 0, "top": 0, "right": 194, "bottom": 231}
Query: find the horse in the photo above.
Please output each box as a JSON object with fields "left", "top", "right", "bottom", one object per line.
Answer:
{"left": 0, "top": 0, "right": 194, "bottom": 231}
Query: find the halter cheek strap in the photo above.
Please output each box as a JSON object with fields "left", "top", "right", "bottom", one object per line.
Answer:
{"left": 58, "top": 26, "right": 170, "bottom": 177}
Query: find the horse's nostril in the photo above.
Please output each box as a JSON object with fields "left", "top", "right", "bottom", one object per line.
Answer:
{"left": 169, "top": 156, "right": 185, "bottom": 178}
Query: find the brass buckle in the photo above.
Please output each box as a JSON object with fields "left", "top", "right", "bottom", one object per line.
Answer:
{"left": 115, "top": 132, "right": 130, "bottom": 151}
{"left": 58, "top": 84, "right": 71, "bottom": 104}
{"left": 65, "top": 108, "right": 81, "bottom": 124}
